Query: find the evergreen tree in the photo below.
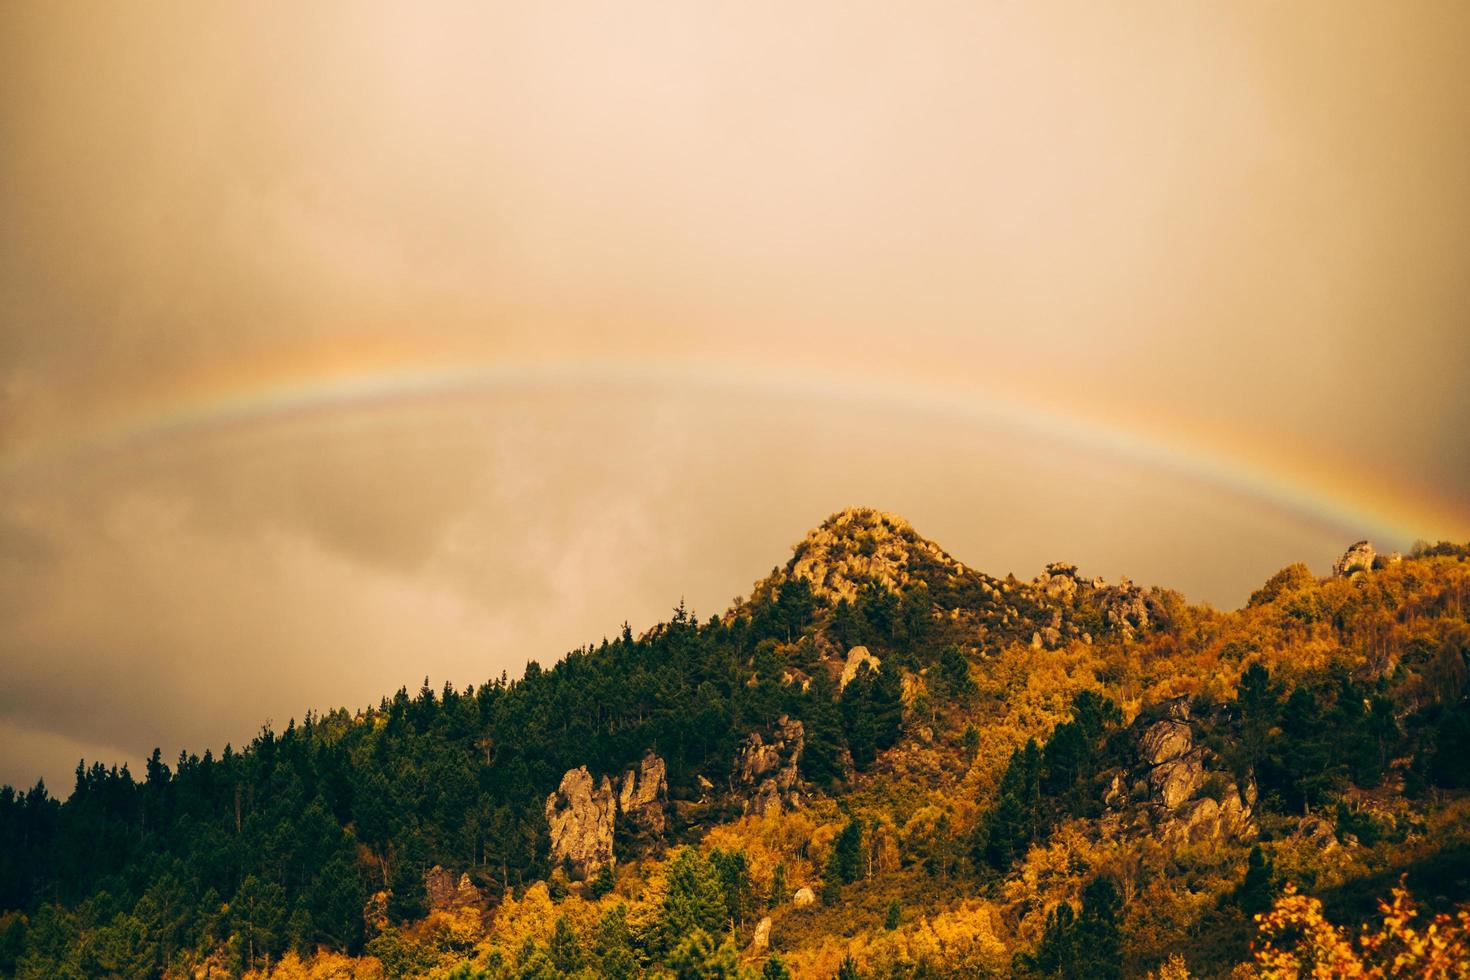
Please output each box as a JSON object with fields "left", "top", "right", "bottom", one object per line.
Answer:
{"left": 884, "top": 899, "right": 901, "bottom": 930}
{"left": 668, "top": 929, "right": 742, "bottom": 979}
{"left": 662, "top": 849, "right": 728, "bottom": 945}
{"left": 549, "top": 915, "right": 581, "bottom": 974}
{"left": 763, "top": 954, "right": 794, "bottom": 979}
{"left": 1235, "top": 845, "right": 1275, "bottom": 916}
{"left": 937, "top": 645, "right": 975, "bottom": 696}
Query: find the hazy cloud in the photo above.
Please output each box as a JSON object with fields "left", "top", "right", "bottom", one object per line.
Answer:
{"left": 1, "top": 1, "right": 1467, "bottom": 790}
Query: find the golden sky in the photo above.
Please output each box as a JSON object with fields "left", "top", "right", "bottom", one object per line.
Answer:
{"left": 2, "top": 1, "right": 1468, "bottom": 791}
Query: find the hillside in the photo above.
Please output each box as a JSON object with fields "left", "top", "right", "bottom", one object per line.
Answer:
{"left": 3, "top": 510, "right": 1470, "bottom": 979}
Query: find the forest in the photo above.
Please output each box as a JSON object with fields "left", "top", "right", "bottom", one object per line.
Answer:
{"left": 2, "top": 509, "right": 1469, "bottom": 978}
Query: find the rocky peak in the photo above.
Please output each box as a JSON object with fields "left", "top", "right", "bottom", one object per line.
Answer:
{"left": 769, "top": 507, "right": 971, "bottom": 604}
{"left": 1334, "top": 541, "right": 1376, "bottom": 578}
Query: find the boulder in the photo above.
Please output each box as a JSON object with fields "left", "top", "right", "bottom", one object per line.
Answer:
{"left": 752, "top": 916, "right": 772, "bottom": 953}
{"left": 793, "top": 887, "right": 816, "bottom": 907}
{"left": 734, "top": 715, "right": 806, "bottom": 816}
{"left": 839, "top": 646, "right": 881, "bottom": 690}
{"left": 1292, "top": 815, "right": 1338, "bottom": 852}
{"left": 1334, "top": 541, "right": 1376, "bottom": 578}
{"left": 617, "top": 751, "right": 668, "bottom": 840}
{"left": 545, "top": 766, "right": 617, "bottom": 881}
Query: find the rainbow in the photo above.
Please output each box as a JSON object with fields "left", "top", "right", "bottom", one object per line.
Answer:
{"left": 3, "top": 353, "right": 1463, "bottom": 545}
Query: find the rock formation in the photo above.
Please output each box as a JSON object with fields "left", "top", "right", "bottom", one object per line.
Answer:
{"left": 616, "top": 750, "right": 668, "bottom": 841}
{"left": 1334, "top": 541, "right": 1376, "bottom": 578}
{"left": 423, "top": 866, "right": 481, "bottom": 911}
{"left": 754, "top": 507, "right": 972, "bottom": 604}
{"left": 734, "top": 715, "right": 806, "bottom": 816}
{"left": 546, "top": 753, "right": 670, "bottom": 882}
{"left": 839, "top": 646, "right": 881, "bottom": 690}
{"left": 792, "top": 887, "right": 816, "bottom": 907}
{"left": 752, "top": 916, "right": 772, "bottom": 953}
{"left": 1104, "top": 698, "right": 1255, "bottom": 845}
{"left": 545, "top": 766, "right": 617, "bottom": 881}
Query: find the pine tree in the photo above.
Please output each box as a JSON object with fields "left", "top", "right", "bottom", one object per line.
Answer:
{"left": 1236, "top": 845, "right": 1275, "bottom": 916}
{"left": 884, "top": 899, "right": 901, "bottom": 930}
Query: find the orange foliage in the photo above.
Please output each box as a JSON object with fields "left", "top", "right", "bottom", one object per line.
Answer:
{"left": 1252, "top": 879, "right": 1470, "bottom": 979}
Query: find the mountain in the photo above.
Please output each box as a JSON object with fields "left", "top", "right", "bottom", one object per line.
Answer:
{"left": 2, "top": 512, "right": 1470, "bottom": 979}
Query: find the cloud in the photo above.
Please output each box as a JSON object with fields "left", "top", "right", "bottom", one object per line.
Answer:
{"left": 0, "top": 1, "right": 1466, "bottom": 791}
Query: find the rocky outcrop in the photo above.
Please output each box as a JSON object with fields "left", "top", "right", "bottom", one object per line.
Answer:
{"left": 793, "top": 887, "right": 816, "bottom": 907}
{"left": 424, "top": 866, "right": 481, "bottom": 911}
{"left": 1104, "top": 698, "right": 1255, "bottom": 845}
{"left": 1036, "top": 562, "right": 1084, "bottom": 600}
{"left": 734, "top": 716, "right": 806, "bottom": 816}
{"left": 1334, "top": 541, "right": 1376, "bottom": 578}
{"left": 839, "top": 646, "right": 881, "bottom": 690}
{"left": 546, "top": 766, "right": 617, "bottom": 881}
{"left": 547, "top": 752, "right": 671, "bottom": 881}
{"left": 617, "top": 751, "right": 668, "bottom": 841}
{"left": 1098, "top": 580, "right": 1152, "bottom": 639}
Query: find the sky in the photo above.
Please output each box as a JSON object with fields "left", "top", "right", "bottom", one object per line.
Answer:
{"left": 2, "top": 1, "right": 1468, "bottom": 794}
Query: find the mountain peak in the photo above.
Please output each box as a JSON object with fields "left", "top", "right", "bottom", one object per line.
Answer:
{"left": 769, "top": 507, "right": 973, "bottom": 604}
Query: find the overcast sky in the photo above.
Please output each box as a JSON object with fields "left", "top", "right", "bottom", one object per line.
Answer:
{"left": 2, "top": 1, "right": 1468, "bottom": 793}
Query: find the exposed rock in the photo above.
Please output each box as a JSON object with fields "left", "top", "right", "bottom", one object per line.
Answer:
{"left": 617, "top": 751, "right": 668, "bottom": 840}
{"left": 793, "top": 887, "right": 816, "bottom": 907}
{"left": 546, "top": 766, "right": 617, "bottom": 881}
{"left": 1149, "top": 754, "right": 1206, "bottom": 809}
{"left": 422, "top": 868, "right": 481, "bottom": 911}
{"left": 752, "top": 916, "right": 772, "bottom": 953}
{"left": 1102, "top": 771, "right": 1127, "bottom": 808}
{"left": 423, "top": 866, "right": 481, "bottom": 911}
{"left": 1099, "top": 580, "right": 1152, "bottom": 639}
{"left": 1037, "top": 562, "right": 1081, "bottom": 600}
{"left": 1140, "top": 719, "right": 1194, "bottom": 767}
{"left": 752, "top": 507, "right": 972, "bottom": 605}
{"left": 424, "top": 866, "right": 456, "bottom": 910}
{"left": 1292, "top": 815, "right": 1338, "bottom": 852}
{"left": 781, "top": 667, "right": 812, "bottom": 692}
{"left": 840, "top": 646, "right": 881, "bottom": 690}
{"left": 1334, "top": 541, "right": 1376, "bottom": 578}
{"left": 1112, "top": 704, "right": 1255, "bottom": 846}
{"left": 734, "top": 716, "right": 805, "bottom": 816}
